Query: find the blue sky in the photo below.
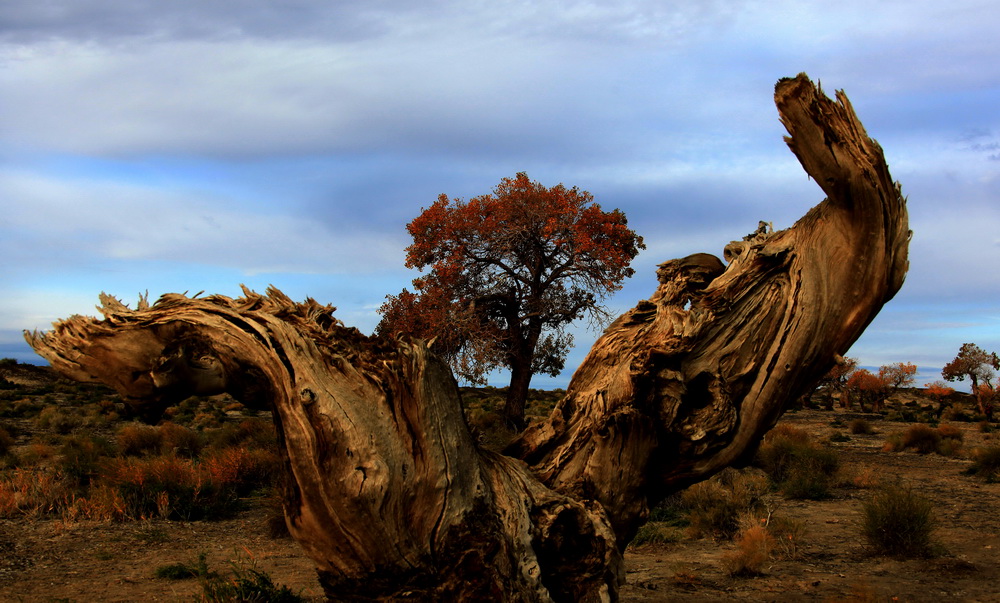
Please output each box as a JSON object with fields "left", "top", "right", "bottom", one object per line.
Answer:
{"left": 2, "top": 1, "right": 998, "bottom": 391}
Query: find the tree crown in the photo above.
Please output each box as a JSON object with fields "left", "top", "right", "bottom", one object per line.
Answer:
{"left": 378, "top": 172, "right": 645, "bottom": 385}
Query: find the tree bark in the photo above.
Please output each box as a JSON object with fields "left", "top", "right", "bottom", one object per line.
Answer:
{"left": 25, "top": 74, "right": 908, "bottom": 601}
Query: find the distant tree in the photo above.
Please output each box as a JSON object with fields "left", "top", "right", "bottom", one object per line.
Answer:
{"left": 974, "top": 384, "right": 999, "bottom": 422}
{"left": 377, "top": 172, "right": 645, "bottom": 430}
{"left": 844, "top": 368, "right": 891, "bottom": 412}
{"left": 924, "top": 381, "right": 956, "bottom": 418}
{"left": 942, "top": 343, "right": 999, "bottom": 392}
{"left": 818, "top": 356, "right": 858, "bottom": 409}
{"left": 879, "top": 362, "right": 917, "bottom": 390}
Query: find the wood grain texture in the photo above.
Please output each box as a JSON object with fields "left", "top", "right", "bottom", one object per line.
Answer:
{"left": 26, "top": 74, "right": 908, "bottom": 601}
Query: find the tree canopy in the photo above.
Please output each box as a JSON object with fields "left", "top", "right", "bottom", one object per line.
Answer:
{"left": 377, "top": 172, "right": 644, "bottom": 429}
{"left": 942, "top": 343, "right": 999, "bottom": 392}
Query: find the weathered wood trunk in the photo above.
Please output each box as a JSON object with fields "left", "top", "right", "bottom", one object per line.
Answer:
{"left": 25, "top": 74, "right": 908, "bottom": 601}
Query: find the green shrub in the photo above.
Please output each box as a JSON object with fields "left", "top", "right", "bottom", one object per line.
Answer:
{"left": 200, "top": 556, "right": 304, "bottom": 603}
{"left": 155, "top": 552, "right": 214, "bottom": 580}
{"left": 860, "top": 483, "right": 938, "bottom": 557}
{"left": 630, "top": 521, "right": 683, "bottom": 547}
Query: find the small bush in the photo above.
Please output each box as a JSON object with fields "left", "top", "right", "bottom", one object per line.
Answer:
{"left": 755, "top": 425, "right": 839, "bottom": 499}
{"left": 849, "top": 419, "right": 874, "bottom": 435}
{"left": 964, "top": 446, "right": 1000, "bottom": 482}
{"left": 829, "top": 432, "right": 851, "bottom": 443}
{"left": 0, "top": 426, "right": 13, "bottom": 457}
{"left": 630, "top": 521, "right": 682, "bottom": 547}
{"left": 860, "top": 483, "right": 937, "bottom": 557}
{"left": 884, "top": 424, "right": 964, "bottom": 456}
{"left": 58, "top": 433, "right": 115, "bottom": 485}
{"left": 117, "top": 424, "right": 165, "bottom": 456}
{"left": 200, "top": 555, "right": 304, "bottom": 603}
{"left": 681, "top": 468, "right": 769, "bottom": 539}
{"left": 723, "top": 525, "right": 774, "bottom": 576}
{"left": 155, "top": 552, "right": 214, "bottom": 580}
{"left": 902, "top": 424, "right": 941, "bottom": 454}
{"left": 35, "top": 407, "right": 82, "bottom": 434}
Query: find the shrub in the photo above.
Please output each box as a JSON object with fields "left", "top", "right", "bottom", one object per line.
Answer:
{"left": 35, "top": 407, "right": 82, "bottom": 434}
{"left": 117, "top": 424, "right": 165, "bottom": 456}
{"left": 98, "top": 455, "right": 241, "bottom": 520}
{"left": 884, "top": 424, "right": 963, "bottom": 456}
{"left": 202, "top": 446, "right": 281, "bottom": 497}
{"left": 755, "top": 425, "right": 839, "bottom": 499}
{"left": 155, "top": 552, "right": 214, "bottom": 580}
{"left": 681, "top": 468, "right": 769, "bottom": 539}
{"left": 199, "top": 555, "right": 304, "bottom": 603}
{"left": 0, "top": 426, "right": 13, "bottom": 457}
{"left": 937, "top": 423, "right": 963, "bottom": 442}
{"left": 58, "top": 433, "right": 115, "bottom": 486}
{"left": 723, "top": 524, "right": 774, "bottom": 576}
{"left": 964, "top": 446, "right": 1000, "bottom": 482}
{"left": 849, "top": 419, "right": 874, "bottom": 435}
{"left": 630, "top": 521, "right": 682, "bottom": 547}
{"left": 158, "top": 422, "right": 203, "bottom": 457}
{"left": 901, "top": 424, "right": 940, "bottom": 454}
{"left": 0, "top": 469, "right": 72, "bottom": 517}
{"left": 860, "top": 483, "right": 937, "bottom": 557}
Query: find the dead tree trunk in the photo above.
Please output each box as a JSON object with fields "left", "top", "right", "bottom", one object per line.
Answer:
{"left": 25, "top": 74, "right": 908, "bottom": 601}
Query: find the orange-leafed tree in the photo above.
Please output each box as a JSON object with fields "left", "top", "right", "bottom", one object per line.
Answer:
{"left": 843, "top": 368, "right": 890, "bottom": 412}
{"left": 924, "top": 381, "right": 956, "bottom": 418}
{"left": 377, "top": 172, "right": 645, "bottom": 429}
{"left": 942, "top": 343, "right": 999, "bottom": 393}
{"left": 879, "top": 361, "right": 917, "bottom": 391}
{"left": 974, "top": 384, "right": 999, "bottom": 421}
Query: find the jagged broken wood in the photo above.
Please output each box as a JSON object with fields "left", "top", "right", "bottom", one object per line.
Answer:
{"left": 26, "top": 74, "right": 909, "bottom": 602}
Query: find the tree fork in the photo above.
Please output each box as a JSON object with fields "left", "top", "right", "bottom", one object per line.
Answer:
{"left": 25, "top": 74, "right": 908, "bottom": 601}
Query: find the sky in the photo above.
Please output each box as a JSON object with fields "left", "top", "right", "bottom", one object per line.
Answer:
{"left": 2, "top": 0, "right": 998, "bottom": 391}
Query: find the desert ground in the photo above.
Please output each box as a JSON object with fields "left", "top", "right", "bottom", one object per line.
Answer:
{"left": 2, "top": 362, "right": 999, "bottom": 602}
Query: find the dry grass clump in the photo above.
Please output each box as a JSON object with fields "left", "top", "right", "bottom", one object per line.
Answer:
{"left": 722, "top": 513, "right": 806, "bottom": 576}
{"left": 882, "top": 424, "right": 963, "bottom": 456}
{"left": 848, "top": 418, "right": 874, "bottom": 435}
{"left": 963, "top": 445, "right": 1000, "bottom": 482}
{"left": 681, "top": 468, "right": 770, "bottom": 539}
{"left": 860, "top": 482, "right": 938, "bottom": 557}
{"left": 755, "top": 424, "right": 839, "bottom": 499}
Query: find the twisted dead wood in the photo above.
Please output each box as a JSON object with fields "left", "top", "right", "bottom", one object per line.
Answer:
{"left": 26, "top": 74, "right": 908, "bottom": 601}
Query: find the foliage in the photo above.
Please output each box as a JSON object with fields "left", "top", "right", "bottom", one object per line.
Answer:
{"left": 963, "top": 446, "right": 1000, "bottom": 482}
{"left": 680, "top": 468, "right": 770, "bottom": 539}
{"left": 199, "top": 554, "right": 304, "bottom": 603}
{"left": 754, "top": 425, "right": 839, "bottom": 499}
{"left": 973, "top": 383, "right": 999, "bottom": 421}
{"left": 723, "top": 524, "right": 774, "bottom": 576}
{"left": 860, "top": 482, "right": 938, "bottom": 557}
{"left": 882, "top": 424, "right": 963, "bottom": 456}
{"left": 879, "top": 362, "right": 917, "bottom": 390}
{"left": 942, "top": 343, "right": 999, "bottom": 392}
{"left": 837, "top": 361, "right": 916, "bottom": 412}
{"left": 376, "top": 172, "right": 644, "bottom": 429}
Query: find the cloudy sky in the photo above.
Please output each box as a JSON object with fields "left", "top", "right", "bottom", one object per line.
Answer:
{"left": 2, "top": 0, "right": 998, "bottom": 390}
